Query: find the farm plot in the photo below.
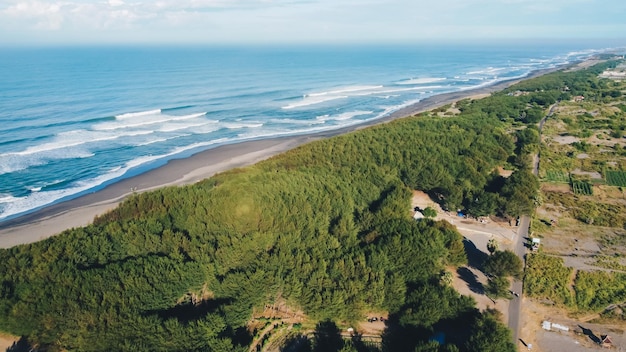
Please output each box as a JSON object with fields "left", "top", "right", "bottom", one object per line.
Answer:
{"left": 572, "top": 180, "right": 593, "bottom": 195}
{"left": 605, "top": 170, "right": 626, "bottom": 187}
{"left": 546, "top": 170, "right": 570, "bottom": 183}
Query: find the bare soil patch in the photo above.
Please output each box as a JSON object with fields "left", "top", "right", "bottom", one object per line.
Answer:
{"left": 450, "top": 266, "right": 510, "bottom": 323}
{"left": 410, "top": 190, "right": 440, "bottom": 213}
{"left": 541, "top": 183, "right": 571, "bottom": 194}
{"left": 592, "top": 185, "right": 626, "bottom": 204}
{"left": 253, "top": 300, "right": 306, "bottom": 324}
{"left": 520, "top": 300, "right": 626, "bottom": 352}
{"left": 497, "top": 166, "right": 514, "bottom": 178}
{"left": 0, "top": 333, "right": 19, "bottom": 352}
{"left": 588, "top": 134, "right": 626, "bottom": 147}
{"left": 553, "top": 135, "right": 580, "bottom": 145}
{"left": 570, "top": 168, "right": 601, "bottom": 179}
{"left": 357, "top": 312, "right": 389, "bottom": 336}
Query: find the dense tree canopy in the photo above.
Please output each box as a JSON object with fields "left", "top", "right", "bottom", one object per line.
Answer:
{"left": 0, "top": 110, "right": 513, "bottom": 350}
{"left": 484, "top": 250, "right": 524, "bottom": 279}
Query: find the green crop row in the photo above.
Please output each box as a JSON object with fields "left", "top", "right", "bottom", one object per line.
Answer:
{"left": 546, "top": 170, "right": 570, "bottom": 183}
{"left": 606, "top": 170, "right": 626, "bottom": 187}
{"left": 572, "top": 180, "right": 593, "bottom": 195}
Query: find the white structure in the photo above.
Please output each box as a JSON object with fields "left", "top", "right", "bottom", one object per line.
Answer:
{"left": 542, "top": 321, "right": 569, "bottom": 332}
{"left": 531, "top": 238, "right": 541, "bottom": 251}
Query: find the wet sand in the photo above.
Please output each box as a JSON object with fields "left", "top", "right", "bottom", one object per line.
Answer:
{"left": 0, "top": 66, "right": 561, "bottom": 248}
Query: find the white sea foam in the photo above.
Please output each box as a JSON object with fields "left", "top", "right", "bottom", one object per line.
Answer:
{"left": 96, "top": 112, "right": 208, "bottom": 131}
{"left": 236, "top": 126, "right": 337, "bottom": 140}
{"left": 191, "top": 124, "right": 222, "bottom": 134}
{"left": 158, "top": 121, "right": 212, "bottom": 133}
{"left": 133, "top": 134, "right": 190, "bottom": 147}
{"left": 3, "top": 129, "right": 157, "bottom": 157}
{"left": 237, "top": 110, "right": 390, "bottom": 141}
{"left": 0, "top": 168, "right": 127, "bottom": 220}
{"left": 336, "top": 111, "right": 372, "bottom": 120}
{"left": 565, "top": 49, "right": 602, "bottom": 57}
{"left": 305, "top": 85, "right": 383, "bottom": 97}
{"left": 445, "top": 70, "right": 532, "bottom": 93}
{"left": 0, "top": 126, "right": 160, "bottom": 175}
{"left": 169, "top": 138, "right": 229, "bottom": 155}
{"left": 282, "top": 95, "right": 348, "bottom": 109}
{"left": 466, "top": 67, "right": 508, "bottom": 75}
{"left": 222, "top": 122, "right": 264, "bottom": 129}
{"left": 0, "top": 194, "right": 24, "bottom": 204}
{"left": 95, "top": 118, "right": 167, "bottom": 131}
{"left": 7, "top": 134, "right": 110, "bottom": 156}
{"left": 0, "top": 155, "right": 44, "bottom": 174}
{"left": 0, "top": 139, "right": 232, "bottom": 220}
{"left": 0, "top": 148, "right": 95, "bottom": 175}
{"left": 317, "top": 111, "right": 373, "bottom": 122}
{"left": 396, "top": 77, "right": 446, "bottom": 85}
{"left": 372, "top": 86, "right": 445, "bottom": 95}
{"left": 281, "top": 84, "right": 445, "bottom": 110}
{"left": 270, "top": 118, "right": 325, "bottom": 125}
{"left": 115, "top": 109, "right": 162, "bottom": 120}
{"left": 282, "top": 85, "right": 387, "bottom": 109}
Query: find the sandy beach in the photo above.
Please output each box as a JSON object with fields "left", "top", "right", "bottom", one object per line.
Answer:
{"left": 0, "top": 66, "right": 560, "bottom": 249}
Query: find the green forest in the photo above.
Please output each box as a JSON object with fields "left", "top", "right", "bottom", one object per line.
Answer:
{"left": 0, "top": 59, "right": 621, "bottom": 351}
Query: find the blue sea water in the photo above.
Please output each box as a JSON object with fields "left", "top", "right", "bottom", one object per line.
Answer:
{"left": 0, "top": 42, "right": 623, "bottom": 222}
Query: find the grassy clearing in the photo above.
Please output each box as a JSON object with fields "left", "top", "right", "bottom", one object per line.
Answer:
{"left": 525, "top": 253, "right": 626, "bottom": 313}
{"left": 589, "top": 256, "right": 626, "bottom": 272}
{"left": 524, "top": 253, "right": 574, "bottom": 306}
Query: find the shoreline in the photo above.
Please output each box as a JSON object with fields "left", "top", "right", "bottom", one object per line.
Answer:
{"left": 0, "top": 66, "right": 561, "bottom": 248}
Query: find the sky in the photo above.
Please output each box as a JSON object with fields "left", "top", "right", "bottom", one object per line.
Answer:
{"left": 1, "top": 0, "right": 625, "bottom": 45}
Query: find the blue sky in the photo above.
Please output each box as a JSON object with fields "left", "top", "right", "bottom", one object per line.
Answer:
{"left": 1, "top": 0, "right": 625, "bottom": 45}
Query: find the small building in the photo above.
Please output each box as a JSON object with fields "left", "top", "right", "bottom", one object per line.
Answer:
{"left": 601, "top": 335, "right": 613, "bottom": 349}
{"left": 573, "top": 95, "right": 585, "bottom": 102}
{"left": 413, "top": 211, "right": 424, "bottom": 220}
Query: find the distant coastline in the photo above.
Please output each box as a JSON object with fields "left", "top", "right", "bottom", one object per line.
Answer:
{"left": 0, "top": 62, "right": 574, "bottom": 248}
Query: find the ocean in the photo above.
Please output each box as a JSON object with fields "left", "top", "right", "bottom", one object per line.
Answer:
{"left": 0, "top": 42, "right": 623, "bottom": 222}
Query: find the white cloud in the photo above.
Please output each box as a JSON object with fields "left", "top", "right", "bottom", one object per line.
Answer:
{"left": 0, "top": 0, "right": 624, "bottom": 44}
{"left": 0, "top": 0, "right": 312, "bottom": 32}
{"left": 3, "top": 1, "right": 65, "bottom": 29}
{"left": 1, "top": 0, "right": 155, "bottom": 31}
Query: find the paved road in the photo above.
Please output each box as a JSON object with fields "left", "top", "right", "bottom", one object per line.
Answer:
{"left": 508, "top": 215, "right": 529, "bottom": 343}
{"left": 508, "top": 102, "right": 558, "bottom": 344}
